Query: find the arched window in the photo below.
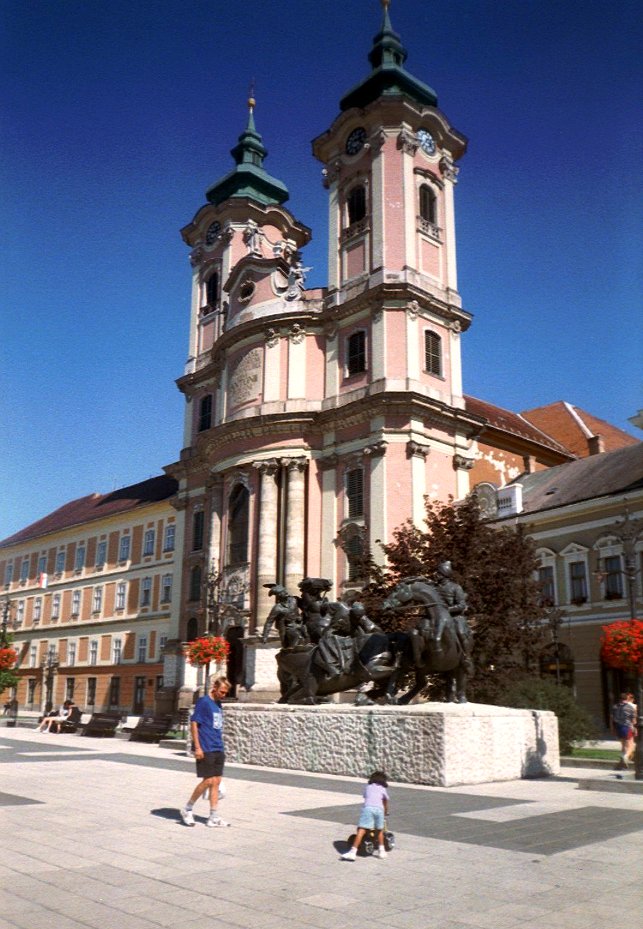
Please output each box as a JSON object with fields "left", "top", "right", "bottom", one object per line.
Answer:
{"left": 419, "top": 184, "right": 437, "bottom": 225}
{"left": 188, "top": 565, "right": 202, "bottom": 602}
{"left": 198, "top": 395, "right": 212, "bottom": 432}
{"left": 205, "top": 271, "right": 219, "bottom": 310}
{"left": 346, "top": 330, "right": 366, "bottom": 375}
{"left": 186, "top": 617, "right": 198, "bottom": 642}
{"left": 346, "top": 467, "right": 364, "bottom": 519}
{"left": 227, "top": 484, "right": 249, "bottom": 566}
{"left": 424, "top": 330, "right": 442, "bottom": 377}
{"left": 347, "top": 185, "right": 367, "bottom": 226}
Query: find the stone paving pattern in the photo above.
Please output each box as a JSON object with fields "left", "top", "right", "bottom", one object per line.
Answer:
{"left": 0, "top": 728, "right": 641, "bottom": 929}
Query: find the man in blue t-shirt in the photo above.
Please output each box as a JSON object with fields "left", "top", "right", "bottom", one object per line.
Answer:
{"left": 180, "top": 676, "right": 231, "bottom": 827}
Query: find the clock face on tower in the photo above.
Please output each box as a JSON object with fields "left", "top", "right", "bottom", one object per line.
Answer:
{"left": 205, "top": 221, "right": 221, "bottom": 245}
{"left": 345, "top": 127, "right": 367, "bottom": 156}
{"left": 416, "top": 128, "right": 436, "bottom": 155}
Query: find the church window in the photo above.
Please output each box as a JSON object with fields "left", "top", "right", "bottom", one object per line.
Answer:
{"left": 186, "top": 617, "right": 198, "bottom": 642}
{"left": 424, "top": 331, "right": 442, "bottom": 376}
{"left": 538, "top": 566, "right": 555, "bottom": 607}
{"left": 346, "top": 185, "right": 367, "bottom": 226}
{"left": 346, "top": 468, "right": 364, "bottom": 519}
{"left": 345, "top": 534, "right": 364, "bottom": 582}
{"left": 227, "top": 484, "right": 249, "bottom": 566}
{"left": 189, "top": 565, "right": 202, "bottom": 602}
{"left": 569, "top": 561, "right": 587, "bottom": 604}
{"left": 346, "top": 330, "right": 367, "bottom": 375}
{"left": 419, "top": 184, "right": 437, "bottom": 225}
{"left": 192, "top": 510, "right": 204, "bottom": 552}
{"left": 198, "top": 395, "right": 212, "bottom": 432}
{"left": 205, "top": 270, "right": 220, "bottom": 310}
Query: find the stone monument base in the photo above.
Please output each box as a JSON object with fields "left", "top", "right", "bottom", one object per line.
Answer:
{"left": 224, "top": 701, "right": 559, "bottom": 787}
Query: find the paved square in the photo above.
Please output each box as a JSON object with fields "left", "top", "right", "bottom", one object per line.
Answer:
{"left": 0, "top": 729, "right": 641, "bottom": 929}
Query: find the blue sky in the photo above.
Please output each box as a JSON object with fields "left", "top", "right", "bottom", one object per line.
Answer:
{"left": 1, "top": 0, "right": 641, "bottom": 541}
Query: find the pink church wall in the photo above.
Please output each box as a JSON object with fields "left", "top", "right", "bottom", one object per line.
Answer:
{"left": 386, "top": 311, "right": 407, "bottom": 379}
{"left": 279, "top": 337, "right": 289, "bottom": 398}
{"left": 420, "top": 238, "right": 440, "bottom": 278}
{"left": 345, "top": 240, "right": 366, "bottom": 279}
{"left": 306, "top": 334, "right": 325, "bottom": 400}
{"left": 425, "top": 449, "right": 458, "bottom": 502}
{"left": 386, "top": 443, "right": 413, "bottom": 533}
{"left": 305, "top": 461, "right": 322, "bottom": 576}
{"left": 199, "top": 319, "right": 215, "bottom": 353}
{"left": 383, "top": 145, "right": 406, "bottom": 269}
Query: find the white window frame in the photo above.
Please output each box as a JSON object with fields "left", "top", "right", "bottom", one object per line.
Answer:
{"left": 118, "top": 535, "right": 131, "bottom": 563}
{"left": 89, "top": 640, "right": 98, "bottom": 666}
{"left": 37, "top": 555, "right": 47, "bottom": 576}
{"left": 71, "top": 590, "right": 81, "bottom": 616}
{"left": 112, "top": 637, "right": 122, "bottom": 664}
{"left": 561, "top": 543, "right": 590, "bottom": 606}
{"left": 20, "top": 558, "right": 29, "bottom": 583}
{"left": 163, "top": 524, "right": 175, "bottom": 552}
{"left": 161, "top": 574, "right": 172, "bottom": 603}
{"left": 51, "top": 593, "right": 61, "bottom": 621}
{"left": 92, "top": 586, "right": 103, "bottom": 614}
{"left": 141, "top": 576, "right": 152, "bottom": 607}
{"left": 55, "top": 550, "right": 65, "bottom": 575}
{"left": 33, "top": 597, "right": 42, "bottom": 623}
{"left": 116, "top": 582, "right": 126, "bottom": 611}
{"left": 29, "top": 645, "right": 37, "bottom": 668}
{"left": 67, "top": 641, "right": 77, "bottom": 667}
{"left": 96, "top": 540, "right": 107, "bottom": 568}
{"left": 4, "top": 562, "right": 14, "bottom": 585}
{"left": 137, "top": 635, "right": 148, "bottom": 664}
{"left": 143, "top": 529, "right": 155, "bottom": 557}
{"left": 75, "top": 543, "right": 86, "bottom": 572}
{"left": 16, "top": 600, "right": 25, "bottom": 626}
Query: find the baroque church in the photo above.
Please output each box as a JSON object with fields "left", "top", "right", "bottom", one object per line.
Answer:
{"left": 2, "top": 2, "right": 639, "bottom": 719}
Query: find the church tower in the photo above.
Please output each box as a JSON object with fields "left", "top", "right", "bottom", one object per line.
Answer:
{"left": 310, "top": 0, "right": 482, "bottom": 577}
{"left": 166, "top": 2, "right": 484, "bottom": 657}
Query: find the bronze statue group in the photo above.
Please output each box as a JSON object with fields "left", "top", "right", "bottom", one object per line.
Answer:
{"left": 261, "top": 561, "right": 474, "bottom": 705}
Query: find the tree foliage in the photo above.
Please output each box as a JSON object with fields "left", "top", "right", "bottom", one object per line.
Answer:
{"left": 358, "top": 495, "right": 551, "bottom": 702}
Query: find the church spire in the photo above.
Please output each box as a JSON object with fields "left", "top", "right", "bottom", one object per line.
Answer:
{"left": 206, "top": 93, "right": 289, "bottom": 207}
{"left": 340, "top": 0, "right": 437, "bottom": 112}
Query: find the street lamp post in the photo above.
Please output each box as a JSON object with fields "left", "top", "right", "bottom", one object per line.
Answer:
{"left": 40, "top": 647, "right": 60, "bottom": 716}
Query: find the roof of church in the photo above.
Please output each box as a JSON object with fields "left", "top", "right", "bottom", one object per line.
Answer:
{"left": 340, "top": 1, "right": 438, "bottom": 112}
{"left": 0, "top": 475, "right": 178, "bottom": 549}
{"left": 464, "top": 395, "right": 573, "bottom": 456}
{"left": 520, "top": 401, "right": 639, "bottom": 458}
{"left": 206, "top": 103, "right": 289, "bottom": 207}
{"left": 505, "top": 442, "right": 643, "bottom": 516}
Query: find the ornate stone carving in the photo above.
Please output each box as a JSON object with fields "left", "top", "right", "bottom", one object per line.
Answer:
{"left": 252, "top": 458, "right": 280, "bottom": 476}
{"left": 221, "top": 226, "right": 235, "bottom": 244}
{"left": 169, "top": 494, "right": 189, "bottom": 511}
{"left": 288, "top": 323, "right": 305, "bottom": 344}
{"left": 439, "top": 154, "right": 459, "bottom": 183}
{"left": 397, "top": 128, "right": 419, "bottom": 156}
{"left": 283, "top": 457, "right": 308, "bottom": 473}
{"left": 453, "top": 454, "right": 474, "bottom": 471}
{"left": 363, "top": 440, "right": 387, "bottom": 458}
{"left": 265, "top": 327, "right": 280, "bottom": 348}
{"left": 407, "top": 300, "right": 420, "bottom": 320}
{"left": 189, "top": 247, "right": 204, "bottom": 268}
{"left": 228, "top": 348, "right": 262, "bottom": 407}
{"left": 243, "top": 220, "right": 263, "bottom": 255}
{"left": 446, "top": 319, "right": 462, "bottom": 333}
{"left": 407, "top": 441, "right": 431, "bottom": 460}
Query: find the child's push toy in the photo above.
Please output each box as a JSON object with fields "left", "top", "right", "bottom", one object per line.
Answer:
{"left": 347, "top": 823, "right": 395, "bottom": 856}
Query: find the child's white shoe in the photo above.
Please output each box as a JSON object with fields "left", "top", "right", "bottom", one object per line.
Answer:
{"left": 340, "top": 848, "right": 357, "bottom": 861}
{"left": 373, "top": 848, "right": 388, "bottom": 859}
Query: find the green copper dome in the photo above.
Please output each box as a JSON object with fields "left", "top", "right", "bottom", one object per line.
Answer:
{"left": 206, "top": 104, "right": 289, "bottom": 207}
{"left": 340, "top": 1, "right": 437, "bottom": 112}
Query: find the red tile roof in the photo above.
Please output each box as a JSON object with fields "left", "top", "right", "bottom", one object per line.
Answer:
{"left": 521, "top": 401, "right": 638, "bottom": 458}
{"left": 0, "top": 475, "right": 178, "bottom": 549}
{"left": 464, "top": 395, "right": 573, "bottom": 456}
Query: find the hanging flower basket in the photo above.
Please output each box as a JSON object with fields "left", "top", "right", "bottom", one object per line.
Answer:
{"left": 0, "top": 647, "right": 18, "bottom": 671}
{"left": 185, "top": 635, "right": 230, "bottom": 668}
{"left": 600, "top": 620, "right": 643, "bottom": 673}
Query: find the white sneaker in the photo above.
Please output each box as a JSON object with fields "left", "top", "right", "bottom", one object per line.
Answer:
{"left": 206, "top": 815, "right": 230, "bottom": 828}
{"left": 340, "top": 849, "right": 357, "bottom": 861}
{"left": 373, "top": 848, "right": 388, "bottom": 859}
{"left": 180, "top": 807, "right": 195, "bottom": 827}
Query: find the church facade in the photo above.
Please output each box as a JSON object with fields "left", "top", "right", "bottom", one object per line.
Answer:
{"left": 165, "top": 2, "right": 570, "bottom": 658}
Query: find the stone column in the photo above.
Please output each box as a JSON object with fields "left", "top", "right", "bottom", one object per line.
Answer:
{"left": 253, "top": 459, "right": 280, "bottom": 628}
{"left": 206, "top": 474, "right": 223, "bottom": 573}
{"left": 283, "top": 457, "right": 307, "bottom": 594}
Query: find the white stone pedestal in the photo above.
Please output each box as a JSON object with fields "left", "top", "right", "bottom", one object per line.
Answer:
{"left": 224, "top": 702, "right": 559, "bottom": 787}
{"left": 238, "top": 637, "right": 281, "bottom": 703}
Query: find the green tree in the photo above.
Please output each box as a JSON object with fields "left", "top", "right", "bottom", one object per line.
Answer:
{"left": 359, "top": 495, "right": 550, "bottom": 702}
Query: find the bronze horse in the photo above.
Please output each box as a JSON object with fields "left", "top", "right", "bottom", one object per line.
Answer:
{"left": 382, "top": 578, "right": 470, "bottom": 703}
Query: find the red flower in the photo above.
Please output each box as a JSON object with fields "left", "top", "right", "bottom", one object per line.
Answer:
{"left": 0, "top": 647, "right": 18, "bottom": 671}
{"left": 185, "top": 636, "right": 230, "bottom": 667}
{"left": 600, "top": 620, "right": 643, "bottom": 673}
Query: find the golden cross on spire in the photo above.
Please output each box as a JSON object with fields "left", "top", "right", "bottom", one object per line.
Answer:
{"left": 248, "top": 78, "right": 256, "bottom": 112}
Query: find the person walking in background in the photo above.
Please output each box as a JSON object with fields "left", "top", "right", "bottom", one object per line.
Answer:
{"left": 341, "top": 770, "right": 389, "bottom": 860}
{"left": 611, "top": 691, "right": 637, "bottom": 769}
{"left": 180, "top": 676, "right": 231, "bottom": 828}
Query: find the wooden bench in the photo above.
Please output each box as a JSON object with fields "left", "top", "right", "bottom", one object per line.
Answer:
{"left": 59, "top": 706, "right": 83, "bottom": 733}
{"left": 128, "top": 714, "right": 173, "bottom": 743}
{"left": 81, "top": 712, "right": 121, "bottom": 738}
